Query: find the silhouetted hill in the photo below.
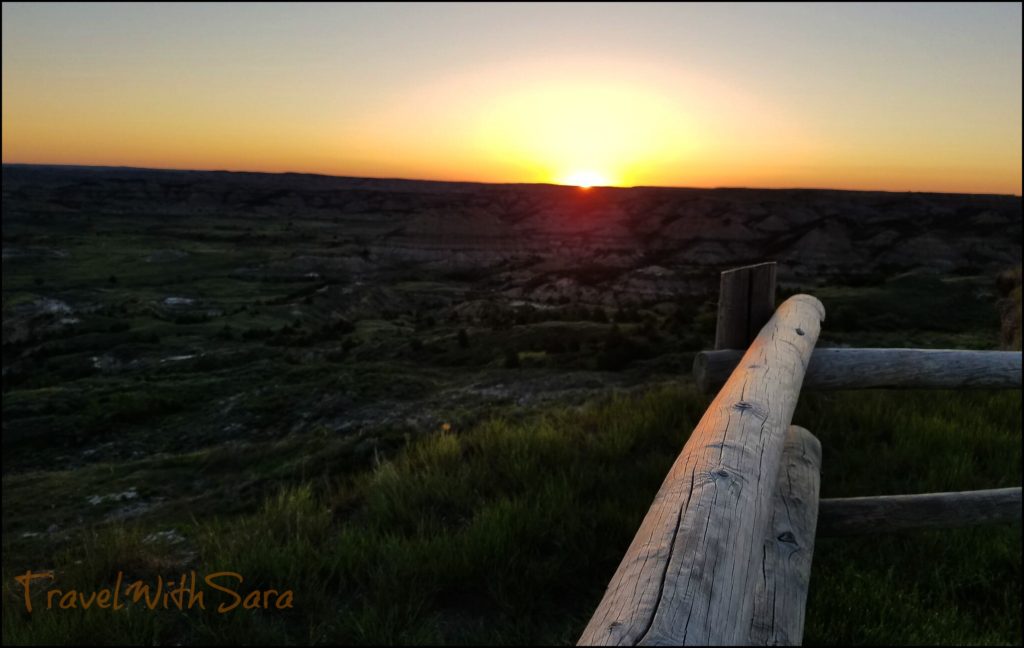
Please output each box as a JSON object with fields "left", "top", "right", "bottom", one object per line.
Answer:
{"left": 4, "top": 164, "right": 1020, "bottom": 295}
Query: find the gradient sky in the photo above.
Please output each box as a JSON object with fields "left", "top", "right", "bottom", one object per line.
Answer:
{"left": 2, "top": 2, "right": 1021, "bottom": 194}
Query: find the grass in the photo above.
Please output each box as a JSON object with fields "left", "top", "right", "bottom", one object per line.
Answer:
{"left": 798, "top": 390, "right": 1022, "bottom": 644}
{"left": 3, "top": 385, "right": 1020, "bottom": 645}
{"left": 814, "top": 273, "right": 1003, "bottom": 349}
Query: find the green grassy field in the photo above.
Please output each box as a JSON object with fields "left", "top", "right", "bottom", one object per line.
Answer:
{"left": 3, "top": 385, "right": 1020, "bottom": 645}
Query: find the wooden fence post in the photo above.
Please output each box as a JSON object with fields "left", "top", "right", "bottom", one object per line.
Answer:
{"left": 715, "top": 262, "right": 777, "bottom": 350}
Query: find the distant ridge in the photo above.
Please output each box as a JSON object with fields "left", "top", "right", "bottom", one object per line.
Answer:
{"left": 3, "top": 163, "right": 1019, "bottom": 285}
{"left": 3, "top": 163, "right": 1020, "bottom": 198}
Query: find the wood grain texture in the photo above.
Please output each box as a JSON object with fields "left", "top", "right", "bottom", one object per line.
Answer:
{"left": 694, "top": 348, "right": 1023, "bottom": 394}
{"left": 579, "top": 294, "right": 824, "bottom": 646}
{"left": 749, "top": 426, "right": 822, "bottom": 646}
{"left": 714, "top": 262, "right": 777, "bottom": 351}
{"left": 816, "top": 487, "right": 1022, "bottom": 537}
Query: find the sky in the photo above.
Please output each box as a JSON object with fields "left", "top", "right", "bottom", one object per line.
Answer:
{"left": 2, "top": 2, "right": 1021, "bottom": 194}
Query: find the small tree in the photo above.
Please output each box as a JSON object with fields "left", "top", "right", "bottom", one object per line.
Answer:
{"left": 504, "top": 349, "right": 520, "bottom": 368}
{"left": 597, "top": 324, "right": 633, "bottom": 371}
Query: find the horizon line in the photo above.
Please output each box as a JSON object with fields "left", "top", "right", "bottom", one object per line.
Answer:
{"left": 2, "top": 161, "right": 1021, "bottom": 199}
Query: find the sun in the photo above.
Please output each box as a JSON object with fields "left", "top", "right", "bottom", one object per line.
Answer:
{"left": 560, "top": 170, "right": 610, "bottom": 189}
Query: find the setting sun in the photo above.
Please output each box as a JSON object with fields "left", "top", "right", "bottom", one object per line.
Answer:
{"left": 561, "top": 170, "right": 611, "bottom": 188}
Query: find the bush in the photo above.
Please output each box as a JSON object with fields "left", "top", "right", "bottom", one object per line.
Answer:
{"left": 332, "top": 317, "right": 355, "bottom": 335}
{"left": 693, "top": 300, "right": 718, "bottom": 338}
{"left": 997, "top": 266, "right": 1021, "bottom": 349}
{"left": 596, "top": 325, "right": 633, "bottom": 371}
{"left": 174, "top": 313, "right": 210, "bottom": 325}
{"left": 830, "top": 305, "right": 861, "bottom": 330}
{"left": 504, "top": 349, "right": 521, "bottom": 368}
{"left": 242, "top": 327, "right": 273, "bottom": 341}
{"left": 130, "top": 331, "right": 160, "bottom": 344}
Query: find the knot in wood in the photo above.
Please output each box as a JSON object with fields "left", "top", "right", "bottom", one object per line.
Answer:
{"left": 777, "top": 531, "right": 797, "bottom": 545}
{"left": 795, "top": 327, "right": 805, "bottom": 336}
{"left": 731, "top": 400, "right": 769, "bottom": 419}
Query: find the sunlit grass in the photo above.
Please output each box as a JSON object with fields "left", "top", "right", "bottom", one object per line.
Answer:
{"left": 3, "top": 385, "right": 1019, "bottom": 645}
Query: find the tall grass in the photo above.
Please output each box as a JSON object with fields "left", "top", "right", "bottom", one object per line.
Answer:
{"left": 3, "top": 385, "right": 1020, "bottom": 645}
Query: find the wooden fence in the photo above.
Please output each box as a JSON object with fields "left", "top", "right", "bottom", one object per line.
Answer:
{"left": 579, "top": 262, "right": 1022, "bottom": 646}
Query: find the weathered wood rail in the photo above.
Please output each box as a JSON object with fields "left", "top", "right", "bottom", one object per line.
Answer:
{"left": 695, "top": 348, "right": 1022, "bottom": 393}
{"left": 579, "top": 261, "right": 1023, "bottom": 646}
{"left": 579, "top": 294, "right": 824, "bottom": 645}
{"left": 817, "top": 487, "right": 1022, "bottom": 536}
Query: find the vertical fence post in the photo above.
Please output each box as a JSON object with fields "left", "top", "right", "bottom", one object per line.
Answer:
{"left": 715, "top": 261, "right": 778, "bottom": 350}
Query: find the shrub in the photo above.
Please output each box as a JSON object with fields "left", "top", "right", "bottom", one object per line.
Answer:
{"left": 504, "top": 349, "right": 521, "bottom": 368}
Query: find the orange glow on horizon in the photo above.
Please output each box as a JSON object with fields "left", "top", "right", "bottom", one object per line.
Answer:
{"left": 2, "top": 33, "right": 1020, "bottom": 195}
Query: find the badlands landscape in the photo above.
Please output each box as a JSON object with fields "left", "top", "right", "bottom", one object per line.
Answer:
{"left": 4, "top": 164, "right": 1020, "bottom": 466}
{"left": 2, "top": 164, "right": 1021, "bottom": 644}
